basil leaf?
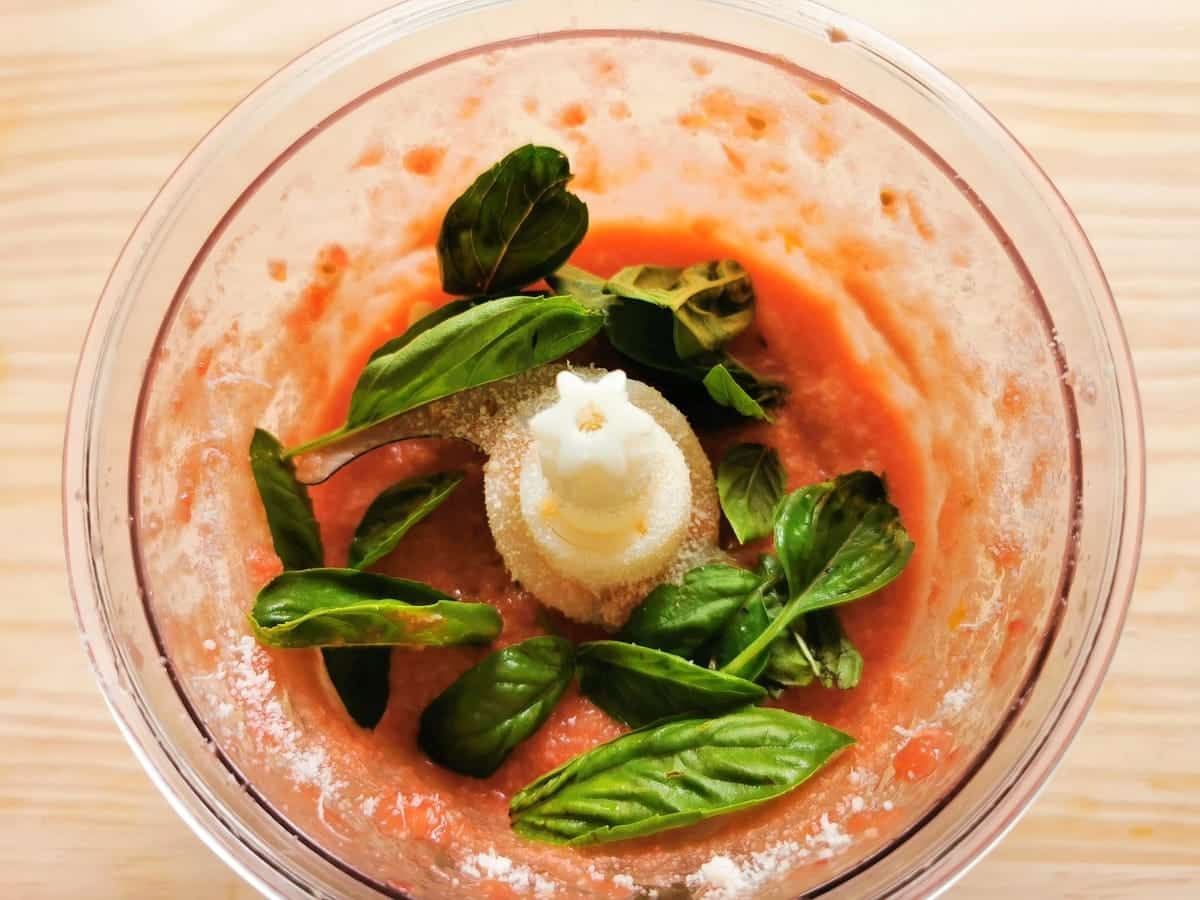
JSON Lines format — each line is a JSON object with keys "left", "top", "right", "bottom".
{"left": 291, "top": 295, "right": 603, "bottom": 454}
{"left": 419, "top": 636, "right": 575, "bottom": 778}
{"left": 618, "top": 564, "right": 763, "bottom": 659}
{"left": 367, "top": 298, "right": 478, "bottom": 362}
{"left": 703, "top": 364, "right": 771, "bottom": 422}
{"left": 438, "top": 145, "right": 588, "bottom": 296}
{"left": 603, "top": 300, "right": 784, "bottom": 425}
{"left": 578, "top": 641, "right": 765, "bottom": 729}
{"left": 321, "top": 647, "right": 391, "bottom": 729}
{"left": 546, "top": 264, "right": 612, "bottom": 311}
{"left": 348, "top": 472, "right": 463, "bottom": 570}
{"left": 802, "top": 609, "right": 864, "bottom": 690}
{"left": 712, "top": 591, "right": 772, "bottom": 682}
{"left": 509, "top": 706, "right": 853, "bottom": 845}
{"left": 763, "top": 631, "right": 815, "bottom": 690}
{"left": 607, "top": 260, "right": 754, "bottom": 359}
{"left": 721, "top": 471, "right": 913, "bottom": 677}
{"left": 248, "top": 431, "right": 398, "bottom": 727}
{"left": 250, "top": 568, "right": 502, "bottom": 648}
{"left": 717, "top": 443, "right": 786, "bottom": 543}
{"left": 249, "top": 428, "right": 324, "bottom": 570}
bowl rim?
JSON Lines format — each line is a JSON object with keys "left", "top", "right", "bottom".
{"left": 63, "top": 1, "right": 1146, "bottom": 897}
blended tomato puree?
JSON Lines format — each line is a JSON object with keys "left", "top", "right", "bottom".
{"left": 259, "top": 222, "right": 930, "bottom": 889}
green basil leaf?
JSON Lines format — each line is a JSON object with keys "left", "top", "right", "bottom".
{"left": 578, "top": 641, "right": 764, "bottom": 729}
{"left": 607, "top": 260, "right": 754, "bottom": 359}
{"left": 717, "top": 443, "right": 786, "bottom": 543}
{"left": 603, "top": 300, "right": 784, "bottom": 425}
{"left": 703, "top": 364, "right": 771, "bottom": 422}
{"left": 348, "top": 472, "right": 463, "bottom": 570}
{"left": 509, "top": 706, "right": 853, "bottom": 845}
{"left": 618, "top": 564, "right": 763, "bottom": 659}
{"left": 438, "top": 145, "right": 588, "bottom": 296}
{"left": 419, "top": 636, "right": 575, "bottom": 778}
{"left": 763, "top": 631, "right": 816, "bottom": 690}
{"left": 712, "top": 592, "right": 772, "bottom": 682}
{"left": 291, "top": 295, "right": 603, "bottom": 454}
{"left": 802, "top": 609, "right": 864, "bottom": 690}
{"left": 721, "top": 471, "right": 913, "bottom": 677}
{"left": 250, "top": 568, "right": 502, "bottom": 648}
{"left": 321, "top": 647, "right": 391, "bottom": 729}
{"left": 546, "top": 264, "right": 612, "bottom": 311}
{"left": 249, "top": 428, "right": 324, "bottom": 570}
{"left": 367, "top": 298, "right": 478, "bottom": 362}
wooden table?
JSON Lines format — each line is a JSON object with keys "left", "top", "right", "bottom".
{"left": 1, "top": 1, "right": 1196, "bottom": 896}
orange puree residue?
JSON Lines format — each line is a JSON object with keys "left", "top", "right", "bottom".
{"left": 893, "top": 729, "right": 956, "bottom": 782}
{"left": 402, "top": 144, "right": 446, "bottom": 177}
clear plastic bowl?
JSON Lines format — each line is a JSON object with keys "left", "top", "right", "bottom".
{"left": 64, "top": 1, "right": 1143, "bottom": 897}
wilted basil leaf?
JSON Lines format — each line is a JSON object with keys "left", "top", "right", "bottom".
{"left": 607, "top": 260, "right": 754, "bottom": 359}
{"left": 717, "top": 443, "right": 786, "bottom": 543}
{"left": 419, "top": 636, "right": 575, "bottom": 778}
{"left": 721, "top": 471, "right": 913, "bottom": 678}
{"left": 546, "top": 264, "right": 612, "bottom": 310}
{"left": 703, "top": 364, "right": 771, "bottom": 421}
{"left": 249, "top": 428, "right": 324, "bottom": 570}
{"left": 290, "top": 295, "right": 603, "bottom": 455}
{"left": 509, "top": 706, "right": 853, "bottom": 845}
{"left": 250, "top": 568, "right": 502, "bottom": 648}
{"left": 802, "top": 609, "right": 864, "bottom": 690}
{"left": 438, "top": 145, "right": 588, "bottom": 296}
{"left": 578, "top": 641, "right": 764, "bottom": 728}
{"left": 348, "top": 472, "right": 463, "bottom": 570}
{"left": 618, "top": 564, "right": 762, "bottom": 659}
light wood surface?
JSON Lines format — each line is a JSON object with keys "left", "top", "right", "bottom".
{"left": 1, "top": 1, "right": 1196, "bottom": 897}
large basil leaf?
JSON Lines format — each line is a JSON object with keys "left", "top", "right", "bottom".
{"left": 321, "top": 647, "right": 391, "bottom": 729}
{"left": 348, "top": 472, "right": 463, "bottom": 570}
{"left": 419, "top": 636, "right": 575, "bottom": 778}
{"left": 721, "top": 472, "right": 913, "bottom": 677}
{"left": 607, "top": 260, "right": 754, "bottom": 360}
{"left": 577, "top": 641, "right": 764, "bottom": 728}
{"left": 250, "top": 568, "right": 501, "bottom": 648}
{"left": 717, "top": 443, "right": 786, "bottom": 543}
{"left": 509, "top": 706, "right": 853, "bottom": 845}
{"left": 618, "top": 564, "right": 762, "bottom": 659}
{"left": 437, "top": 145, "right": 588, "bottom": 296}
{"left": 249, "top": 428, "right": 324, "bottom": 570}
{"left": 290, "top": 295, "right": 603, "bottom": 454}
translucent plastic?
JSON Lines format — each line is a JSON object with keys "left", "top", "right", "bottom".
{"left": 64, "top": 1, "right": 1143, "bottom": 898}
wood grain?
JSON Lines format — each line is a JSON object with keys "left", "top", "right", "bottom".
{"left": 0, "top": 1, "right": 1196, "bottom": 896}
